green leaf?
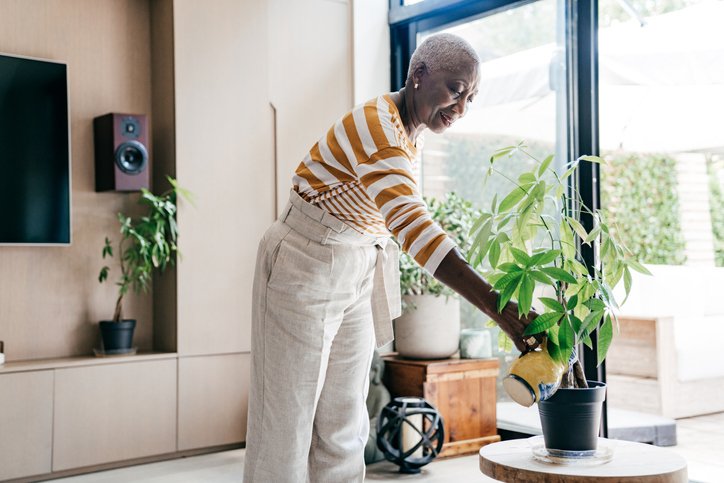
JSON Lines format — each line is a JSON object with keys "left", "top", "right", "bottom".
{"left": 470, "top": 218, "right": 494, "bottom": 267}
{"left": 582, "top": 334, "right": 593, "bottom": 349}
{"left": 469, "top": 213, "right": 492, "bottom": 238}
{"left": 585, "top": 298, "right": 606, "bottom": 311}
{"left": 584, "top": 225, "right": 602, "bottom": 244}
{"left": 99, "top": 266, "right": 109, "bottom": 283}
{"left": 547, "top": 324, "right": 560, "bottom": 346}
{"left": 622, "top": 266, "right": 633, "bottom": 306}
{"left": 518, "top": 275, "right": 534, "bottom": 317}
{"left": 578, "top": 309, "right": 605, "bottom": 342}
{"left": 566, "top": 216, "right": 589, "bottom": 241}
{"left": 529, "top": 249, "right": 561, "bottom": 267}
{"left": 528, "top": 270, "right": 555, "bottom": 286}
{"left": 498, "top": 262, "right": 523, "bottom": 273}
{"left": 580, "top": 155, "right": 607, "bottom": 165}
{"left": 498, "top": 185, "right": 531, "bottom": 213}
{"left": 598, "top": 281, "right": 620, "bottom": 311}
{"left": 490, "top": 147, "right": 515, "bottom": 163}
{"left": 523, "top": 312, "right": 564, "bottom": 335}
{"left": 497, "top": 213, "right": 514, "bottom": 231}
{"left": 559, "top": 316, "right": 575, "bottom": 364}
{"left": 560, "top": 220, "right": 576, "bottom": 259}
{"left": 628, "top": 260, "right": 653, "bottom": 276}
{"left": 548, "top": 336, "right": 563, "bottom": 363}
{"left": 597, "top": 314, "right": 614, "bottom": 367}
{"left": 538, "top": 154, "right": 555, "bottom": 176}
{"left": 487, "top": 273, "right": 506, "bottom": 285}
{"left": 566, "top": 294, "right": 579, "bottom": 311}
{"left": 569, "top": 313, "right": 583, "bottom": 335}
{"left": 510, "top": 247, "right": 532, "bottom": 267}
{"left": 498, "top": 273, "right": 523, "bottom": 313}
{"left": 540, "top": 267, "right": 577, "bottom": 284}
{"left": 484, "top": 318, "right": 498, "bottom": 328}
{"left": 561, "top": 165, "right": 577, "bottom": 181}
{"left": 539, "top": 297, "right": 565, "bottom": 312}
{"left": 489, "top": 242, "right": 501, "bottom": 269}
{"left": 609, "top": 261, "right": 625, "bottom": 290}
{"left": 567, "top": 259, "right": 589, "bottom": 276}
{"left": 498, "top": 330, "right": 514, "bottom": 353}
{"left": 518, "top": 173, "right": 536, "bottom": 184}
{"left": 491, "top": 194, "right": 498, "bottom": 214}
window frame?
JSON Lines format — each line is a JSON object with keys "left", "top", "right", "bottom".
{"left": 389, "top": 0, "right": 606, "bottom": 435}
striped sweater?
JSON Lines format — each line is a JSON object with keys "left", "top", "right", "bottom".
{"left": 292, "top": 94, "right": 456, "bottom": 274}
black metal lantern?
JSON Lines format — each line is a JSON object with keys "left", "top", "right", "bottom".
{"left": 376, "top": 397, "right": 445, "bottom": 474}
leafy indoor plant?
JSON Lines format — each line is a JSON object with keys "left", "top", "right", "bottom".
{"left": 394, "top": 192, "right": 479, "bottom": 359}
{"left": 97, "top": 177, "right": 194, "bottom": 354}
{"left": 467, "top": 143, "right": 652, "bottom": 451}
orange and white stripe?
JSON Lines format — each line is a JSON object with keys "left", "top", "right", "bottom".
{"left": 293, "top": 94, "right": 456, "bottom": 274}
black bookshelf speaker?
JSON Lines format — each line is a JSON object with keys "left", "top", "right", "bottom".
{"left": 94, "top": 113, "right": 149, "bottom": 192}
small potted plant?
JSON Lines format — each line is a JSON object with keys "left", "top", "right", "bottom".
{"left": 97, "top": 177, "right": 194, "bottom": 355}
{"left": 394, "top": 192, "right": 480, "bottom": 359}
{"left": 467, "top": 143, "right": 651, "bottom": 453}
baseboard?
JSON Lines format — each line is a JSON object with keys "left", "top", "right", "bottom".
{"left": 3, "top": 442, "right": 245, "bottom": 483}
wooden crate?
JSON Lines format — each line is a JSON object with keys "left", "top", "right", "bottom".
{"left": 381, "top": 355, "right": 501, "bottom": 459}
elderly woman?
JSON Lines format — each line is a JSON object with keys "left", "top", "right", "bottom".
{"left": 243, "top": 33, "right": 539, "bottom": 482}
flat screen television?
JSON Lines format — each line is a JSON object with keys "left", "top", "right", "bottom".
{"left": 0, "top": 53, "right": 71, "bottom": 245}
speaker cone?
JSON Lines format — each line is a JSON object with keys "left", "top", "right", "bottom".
{"left": 115, "top": 140, "right": 148, "bottom": 175}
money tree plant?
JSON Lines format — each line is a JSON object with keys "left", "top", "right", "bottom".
{"left": 467, "top": 143, "right": 652, "bottom": 388}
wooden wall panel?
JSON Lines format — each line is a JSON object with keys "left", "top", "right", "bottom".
{"left": 173, "top": 0, "right": 274, "bottom": 356}
{"left": 0, "top": 371, "right": 54, "bottom": 481}
{"left": 269, "top": 0, "right": 354, "bottom": 217}
{"left": 150, "top": 0, "right": 178, "bottom": 353}
{"left": 52, "top": 359, "right": 177, "bottom": 471}
{"left": 0, "top": 0, "right": 154, "bottom": 361}
{"left": 178, "top": 353, "right": 250, "bottom": 450}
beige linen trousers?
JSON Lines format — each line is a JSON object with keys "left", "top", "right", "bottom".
{"left": 243, "top": 190, "right": 400, "bottom": 483}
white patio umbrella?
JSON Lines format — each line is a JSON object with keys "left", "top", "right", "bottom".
{"left": 456, "top": 0, "right": 724, "bottom": 154}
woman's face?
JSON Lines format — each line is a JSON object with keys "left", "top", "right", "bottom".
{"left": 412, "top": 63, "right": 480, "bottom": 134}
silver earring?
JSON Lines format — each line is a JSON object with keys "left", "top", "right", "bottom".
{"left": 414, "top": 83, "right": 419, "bottom": 89}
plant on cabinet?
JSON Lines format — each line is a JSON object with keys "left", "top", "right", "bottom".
{"left": 394, "top": 192, "right": 480, "bottom": 359}
{"left": 97, "top": 177, "right": 195, "bottom": 355}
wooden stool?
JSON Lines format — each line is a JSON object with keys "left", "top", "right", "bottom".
{"left": 382, "top": 355, "right": 500, "bottom": 459}
{"left": 479, "top": 438, "right": 688, "bottom": 482}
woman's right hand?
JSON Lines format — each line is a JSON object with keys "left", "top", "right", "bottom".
{"left": 433, "top": 248, "right": 543, "bottom": 353}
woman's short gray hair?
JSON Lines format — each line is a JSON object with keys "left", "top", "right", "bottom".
{"left": 407, "top": 33, "right": 481, "bottom": 81}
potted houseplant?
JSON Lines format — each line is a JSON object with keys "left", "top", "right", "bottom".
{"left": 394, "top": 192, "right": 480, "bottom": 359}
{"left": 467, "top": 143, "right": 651, "bottom": 453}
{"left": 97, "top": 177, "right": 194, "bottom": 354}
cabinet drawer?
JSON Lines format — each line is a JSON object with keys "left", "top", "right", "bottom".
{"left": 0, "top": 371, "right": 53, "bottom": 480}
{"left": 52, "top": 359, "right": 177, "bottom": 471}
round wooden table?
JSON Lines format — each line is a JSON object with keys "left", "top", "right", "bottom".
{"left": 479, "top": 438, "right": 688, "bottom": 483}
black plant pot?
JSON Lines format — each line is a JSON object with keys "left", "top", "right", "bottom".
{"left": 538, "top": 381, "right": 606, "bottom": 453}
{"left": 99, "top": 320, "right": 136, "bottom": 354}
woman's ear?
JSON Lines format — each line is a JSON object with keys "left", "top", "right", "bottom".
{"left": 412, "top": 62, "right": 427, "bottom": 88}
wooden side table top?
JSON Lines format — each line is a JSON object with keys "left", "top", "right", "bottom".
{"left": 479, "top": 438, "right": 688, "bottom": 483}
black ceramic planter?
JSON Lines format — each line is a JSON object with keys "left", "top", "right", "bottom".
{"left": 99, "top": 320, "right": 136, "bottom": 353}
{"left": 538, "top": 381, "right": 606, "bottom": 453}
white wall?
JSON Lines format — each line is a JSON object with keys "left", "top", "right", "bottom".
{"left": 269, "top": 0, "right": 354, "bottom": 216}
{"left": 353, "top": 0, "right": 391, "bottom": 106}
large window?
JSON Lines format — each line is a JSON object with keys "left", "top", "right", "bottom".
{"left": 390, "top": 0, "right": 602, "bottom": 410}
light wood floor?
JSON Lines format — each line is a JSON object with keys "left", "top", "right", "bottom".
{"left": 47, "top": 412, "right": 724, "bottom": 483}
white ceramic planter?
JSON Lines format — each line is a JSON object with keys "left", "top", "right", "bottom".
{"left": 394, "top": 294, "right": 461, "bottom": 359}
